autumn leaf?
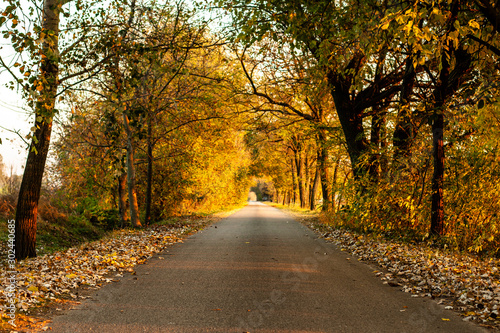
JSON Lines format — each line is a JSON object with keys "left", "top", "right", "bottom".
{"left": 381, "top": 21, "right": 390, "bottom": 30}
{"left": 468, "top": 19, "right": 480, "bottom": 30}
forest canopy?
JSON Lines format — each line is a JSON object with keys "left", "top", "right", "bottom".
{"left": 0, "top": 0, "right": 499, "bottom": 259}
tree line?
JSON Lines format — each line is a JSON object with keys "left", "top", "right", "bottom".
{"left": 2, "top": 0, "right": 255, "bottom": 260}
{"left": 1, "top": 0, "right": 499, "bottom": 259}
{"left": 219, "top": 0, "right": 500, "bottom": 254}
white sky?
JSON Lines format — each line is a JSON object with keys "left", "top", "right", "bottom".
{"left": 0, "top": 74, "right": 30, "bottom": 176}
{"left": 0, "top": 0, "right": 31, "bottom": 176}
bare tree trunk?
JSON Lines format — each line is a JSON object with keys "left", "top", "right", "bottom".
{"left": 145, "top": 114, "right": 153, "bottom": 226}
{"left": 15, "top": 0, "right": 60, "bottom": 260}
{"left": 118, "top": 173, "right": 128, "bottom": 228}
{"left": 332, "top": 159, "right": 340, "bottom": 212}
{"left": 317, "top": 130, "right": 332, "bottom": 211}
{"left": 393, "top": 56, "right": 417, "bottom": 163}
{"left": 294, "top": 150, "right": 306, "bottom": 208}
{"left": 304, "top": 155, "right": 311, "bottom": 208}
{"left": 309, "top": 166, "right": 320, "bottom": 211}
{"left": 431, "top": 114, "right": 445, "bottom": 235}
{"left": 369, "top": 108, "right": 386, "bottom": 181}
{"left": 291, "top": 158, "right": 297, "bottom": 205}
{"left": 430, "top": 57, "right": 448, "bottom": 236}
{"left": 122, "top": 113, "right": 141, "bottom": 228}
{"left": 430, "top": 0, "right": 471, "bottom": 236}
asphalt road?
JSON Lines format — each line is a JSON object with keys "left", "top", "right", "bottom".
{"left": 48, "top": 202, "right": 487, "bottom": 332}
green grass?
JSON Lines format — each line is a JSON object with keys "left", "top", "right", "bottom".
{"left": 35, "top": 216, "right": 106, "bottom": 255}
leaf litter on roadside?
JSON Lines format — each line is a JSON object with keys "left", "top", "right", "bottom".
{"left": 313, "top": 224, "right": 500, "bottom": 330}
{"left": 0, "top": 224, "right": 193, "bottom": 330}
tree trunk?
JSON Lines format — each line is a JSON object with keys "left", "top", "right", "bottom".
{"left": 15, "top": 0, "right": 60, "bottom": 260}
{"left": 309, "top": 166, "right": 320, "bottom": 211}
{"left": 145, "top": 114, "right": 153, "bottom": 226}
{"left": 122, "top": 112, "right": 142, "bottom": 228}
{"left": 334, "top": 105, "right": 367, "bottom": 179}
{"left": 369, "top": 108, "right": 385, "bottom": 181}
{"left": 304, "top": 154, "right": 310, "bottom": 208}
{"left": 328, "top": 63, "right": 369, "bottom": 180}
{"left": 317, "top": 131, "right": 332, "bottom": 211}
{"left": 294, "top": 150, "right": 306, "bottom": 208}
{"left": 118, "top": 173, "right": 128, "bottom": 228}
{"left": 290, "top": 158, "right": 297, "bottom": 205}
{"left": 430, "top": 0, "right": 471, "bottom": 236}
{"left": 431, "top": 114, "right": 445, "bottom": 235}
{"left": 332, "top": 159, "right": 340, "bottom": 212}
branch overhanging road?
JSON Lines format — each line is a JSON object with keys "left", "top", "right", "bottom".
{"left": 48, "top": 202, "right": 487, "bottom": 333}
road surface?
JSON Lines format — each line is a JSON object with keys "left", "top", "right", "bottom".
{"left": 48, "top": 202, "right": 487, "bottom": 332}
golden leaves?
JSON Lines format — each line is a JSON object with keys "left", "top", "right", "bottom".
{"left": 468, "top": 20, "right": 480, "bottom": 30}
{"left": 0, "top": 225, "right": 188, "bottom": 327}
{"left": 380, "top": 21, "right": 390, "bottom": 30}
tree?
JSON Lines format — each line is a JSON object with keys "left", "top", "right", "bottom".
{"left": 5, "top": 0, "right": 62, "bottom": 260}
{"left": 3, "top": 0, "right": 149, "bottom": 257}
{"left": 52, "top": 4, "right": 253, "bottom": 223}
{"left": 220, "top": 0, "right": 411, "bottom": 180}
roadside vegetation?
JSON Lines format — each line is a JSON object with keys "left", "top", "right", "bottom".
{"left": 0, "top": 0, "right": 499, "bottom": 331}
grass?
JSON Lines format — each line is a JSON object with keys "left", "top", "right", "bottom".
{"left": 35, "top": 216, "right": 105, "bottom": 256}
{"left": 0, "top": 198, "right": 248, "bottom": 261}
{"left": 0, "top": 215, "right": 107, "bottom": 260}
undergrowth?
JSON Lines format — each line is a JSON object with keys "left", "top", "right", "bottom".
{"left": 0, "top": 195, "right": 244, "bottom": 260}
{"left": 268, "top": 201, "right": 500, "bottom": 260}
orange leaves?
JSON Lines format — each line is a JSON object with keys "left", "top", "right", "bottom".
{"left": 0, "top": 225, "right": 188, "bottom": 324}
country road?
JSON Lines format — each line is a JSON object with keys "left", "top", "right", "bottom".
{"left": 48, "top": 202, "right": 486, "bottom": 332}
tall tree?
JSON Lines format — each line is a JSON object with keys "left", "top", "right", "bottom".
{"left": 9, "top": 0, "right": 61, "bottom": 259}
{"left": 429, "top": 1, "right": 473, "bottom": 235}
